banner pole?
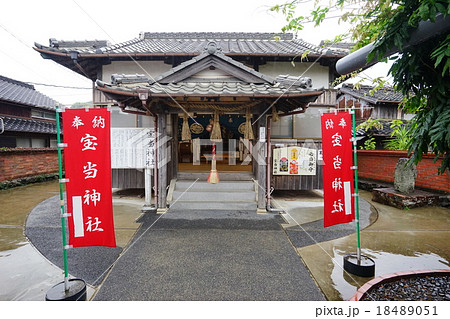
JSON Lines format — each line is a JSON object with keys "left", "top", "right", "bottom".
{"left": 56, "top": 106, "right": 70, "bottom": 291}
{"left": 351, "top": 108, "right": 361, "bottom": 264}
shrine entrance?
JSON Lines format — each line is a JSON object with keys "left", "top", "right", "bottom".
{"left": 96, "top": 40, "right": 324, "bottom": 209}
{"left": 177, "top": 113, "right": 253, "bottom": 173}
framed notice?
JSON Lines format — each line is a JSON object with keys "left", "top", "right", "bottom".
{"left": 111, "top": 128, "right": 155, "bottom": 169}
{"left": 299, "top": 148, "right": 317, "bottom": 175}
{"left": 272, "top": 146, "right": 317, "bottom": 175}
{"left": 272, "top": 148, "right": 280, "bottom": 175}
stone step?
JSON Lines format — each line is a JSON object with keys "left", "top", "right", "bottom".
{"left": 172, "top": 190, "right": 256, "bottom": 201}
{"left": 175, "top": 180, "right": 255, "bottom": 191}
{"left": 168, "top": 179, "right": 257, "bottom": 211}
{"left": 169, "top": 200, "right": 257, "bottom": 211}
{"left": 177, "top": 171, "right": 254, "bottom": 181}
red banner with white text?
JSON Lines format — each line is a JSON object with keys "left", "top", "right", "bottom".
{"left": 63, "top": 108, "right": 116, "bottom": 247}
{"left": 321, "top": 112, "right": 354, "bottom": 227}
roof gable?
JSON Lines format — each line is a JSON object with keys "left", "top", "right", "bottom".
{"left": 187, "top": 68, "right": 238, "bottom": 81}
{"left": 153, "top": 42, "right": 275, "bottom": 84}
{"left": 35, "top": 32, "right": 350, "bottom": 81}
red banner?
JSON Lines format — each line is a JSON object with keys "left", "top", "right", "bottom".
{"left": 321, "top": 112, "right": 354, "bottom": 227}
{"left": 63, "top": 108, "right": 116, "bottom": 247}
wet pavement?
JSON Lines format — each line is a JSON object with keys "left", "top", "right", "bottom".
{"left": 1, "top": 181, "right": 449, "bottom": 300}
{"left": 274, "top": 191, "right": 450, "bottom": 300}
{"left": 0, "top": 181, "right": 62, "bottom": 300}
{"left": 0, "top": 181, "right": 142, "bottom": 300}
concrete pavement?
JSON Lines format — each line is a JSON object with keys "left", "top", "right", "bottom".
{"left": 94, "top": 210, "right": 325, "bottom": 300}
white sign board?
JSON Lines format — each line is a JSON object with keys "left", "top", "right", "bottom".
{"left": 259, "top": 127, "right": 266, "bottom": 142}
{"left": 111, "top": 128, "right": 155, "bottom": 169}
{"left": 272, "top": 146, "right": 316, "bottom": 175}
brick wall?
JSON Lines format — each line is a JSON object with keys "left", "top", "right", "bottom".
{"left": 0, "top": 148, "right": 59, "bottom": 182}
{"left": 357, "top": 150, "right": 450, "bottom": 193}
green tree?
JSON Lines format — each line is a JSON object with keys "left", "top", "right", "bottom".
{"left": 272, "top": 0, "right": 450, "bottom": 174}
{"left": 384, "top": 120, "right": 411, "bottom": 151}
{"left": 71, "top": 101, "right": 92, "bottom": 108}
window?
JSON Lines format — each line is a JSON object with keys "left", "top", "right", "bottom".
{"left": 32, "top": 138, "right": 46, "bottom": 148}
{"left": 16, "top": 137, "right": 48, "bottom": 148}
{"left": 293, "top": 107, "right": 327, "bottom": 139}
{"left": 270, "top": 116, "right": 292, "bottom": 138}
{"left": 31, "top": 109, "right": 56, "bottom": 120}
{"left": 50, "top": 139, "right": 57, "bottom": 148}
{"left": 16, "top": 137, "right": 31, "bottom": 148}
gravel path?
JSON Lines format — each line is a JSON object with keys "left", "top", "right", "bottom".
{"left": 362, "top": 275, "right": 450, "bottom": 301}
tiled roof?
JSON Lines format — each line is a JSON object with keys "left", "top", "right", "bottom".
{"left": 151, "top": 43, "right": 276, "bottom": 84}
{"left": 275, "top": 74, "right": 312, "bottom": 89}
{"left": 48, "top": 38, "right": 110, "bottom": 51}
{"left": 97, "top": 80, "right": 319, "bottom": 97}
{"left": 1, "top": 116, "right": 57, "bottom": 134}
{"left": 37, "top": 32, "right": 349, "bottom": 56}
{"left": 100, "top": 43, "right": 319, "bottom": 97}
{"left": 0, "top": 75, "right": 60, "bottom": 110}
{"left": 141, "top": 32, "right": 295, "bottom": 40}
{"left": 319, "top": 40, "right": 355, "bottom": 51}
{"left": 339, "top": 84, "right": 403, "bottom": 104}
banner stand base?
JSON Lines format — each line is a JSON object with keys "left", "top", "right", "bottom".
{"left": 141, "top": 205, "right": 157, "bottom": 213}
{"left": 343, "top": 253, "right": 375, "bottom": 277}
{"left": 45, "top": 278, "right": 87, "bottom": 301}
{"left": 157, "top": 208, "right": 168, "bottom": 214}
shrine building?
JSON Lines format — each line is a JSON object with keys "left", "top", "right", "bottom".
{"left": 34, "top": 32, "right": 349, "bottom": 212}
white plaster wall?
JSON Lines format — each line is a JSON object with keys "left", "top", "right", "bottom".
{"left": 259, "top": 61, "right": 330, "bottom": 89}
{"left": 103, "top": 61, "right": 166, "bottom": 129}
{"left": 190, "top": 68, "right": 234, "bottom": 80}
{"left": 103, "top": 60, "right": 330, "bottom": 89}
{"left": 102, "top": 61, "right": 171, "bottom": 82}
{"left": 110, "top": 106, "right": 155, "bottom": 129}
{"left": 110, "top": 106, "right": 137, "bottom": 127}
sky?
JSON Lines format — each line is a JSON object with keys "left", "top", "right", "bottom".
{"left": 0, "top": 0, "right": 390, "bottom": 106}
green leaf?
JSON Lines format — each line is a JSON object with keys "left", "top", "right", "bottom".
{"left": 442, "top": 59, "right": 450, "bottom": 76}
{"left": 435, "top": 2, "right": 446, "bottom": 14}
{"left": 418, "top": 5, "right": 430, "bottom": 20}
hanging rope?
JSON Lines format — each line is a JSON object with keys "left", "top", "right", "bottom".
{"left": 210, "top": 111, "right": 222, "bottom": 143}
{"left": 272, "top": 105, "right": 280, "bottom": 122}
{"left": 207, "top": 142, "right": 219, "bottom": 184}
{"left": 244, "top": 108, "right": 254, "bottom": 140}
{"left": 181, "top": 113, "right": 191, "bottom": 141}
{"left": 167, "top": 100, "right": 262, "bottom": 112}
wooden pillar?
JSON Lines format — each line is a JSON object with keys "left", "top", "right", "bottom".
{"left": 170, "top": 114, "right": 179, "bottom": 179}
{"left": 144, "top": 168, "right": 152, "bottom": 205}
{"left": 157, "top": 112, "right": 168, "bottom": 210}
{"left": 255, "top": 116, "right": 267, "bottom": 210}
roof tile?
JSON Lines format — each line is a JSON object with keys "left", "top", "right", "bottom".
{"left": 39, "top": 32, "right": 349, "bottom": 56}
{"left": 339, "top": 84, "right": 403, "bottom": 103}
{"left": 1, "top": 116, "right": 57, "bottom": 134}
{"left": 99, "top": 80, "right": 319, "bottom": 96}
{"left": 0, "top": 75, "right": 60, "bottom": 110}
